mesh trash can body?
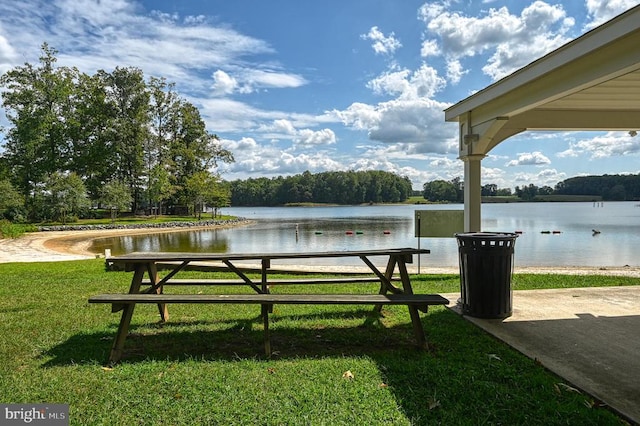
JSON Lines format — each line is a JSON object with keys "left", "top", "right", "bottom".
{"left": 455, "top": 232, "right": 518, "bottom": 319}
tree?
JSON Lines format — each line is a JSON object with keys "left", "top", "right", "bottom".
{"left": 0, "top": 179, "right": 25, "bottom": 222}
{"left": 67, "top": 72, "right": 114, "bottom": 199}
{"left": 102, "top": 67, "right": 150, "bottom": 213}
{"left": 146, "top": 77, "right": 178, "bottom": 168}
{"left": 184, "top": 171, "right": 227, "bottom": 219}
{"left": 482, "top": 184, "right": 498, "bottom": 196}
{"left": 204, "top": 180, "right": 231, "bottom": 218}
{"left": 147, "top": 165, "right": 174, "bottom": 217}
{"left": 99, "top": 180, "right": 132, "bottom": 223}
{"left": 515, "top": 184, "right": 539, "bottom": 200}
{"left": 0, "top": 43, "right": 78, "bottom": 203}
{"left": 1, "top": 47, "right": 234, "bottom": 217}
{"left": 145, "top": 77, "right": 179, "bottom": 207}
{"left": 168, "top": 101, "right": 234, "bottom": 206}
{"left": 423, "top": 180, "right": 457, "bottom": 202}
{"left": 46, "top": 172, "right": 90, "bottom": 224}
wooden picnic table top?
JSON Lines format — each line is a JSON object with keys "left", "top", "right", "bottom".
{"left": 106, "top": 248, "right": 431, "bottom": 264}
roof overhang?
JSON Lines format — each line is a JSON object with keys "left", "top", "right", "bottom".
{"left": 445, "top": 5, "right": 640, "bottom": 156}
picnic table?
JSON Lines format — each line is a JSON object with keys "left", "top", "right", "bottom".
{"left": 90, "top": 248, "right": 449, "bottom": 363}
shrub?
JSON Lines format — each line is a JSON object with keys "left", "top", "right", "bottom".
{"left": 0, "top": 219, "right": 23, "bottom": 238}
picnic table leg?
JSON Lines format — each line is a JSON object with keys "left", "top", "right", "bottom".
{"left": 262, "top": 259, "right": 273, "bottom": 313}
{"left": 397, "top": 257, "right": 429, "bottom": 350}
{"left": 260, "top": 259, "right": 273, "bottom": 356}
{"left": 372, "top": 256, "right": 397, "bottom": 313}
{"left": 147, "top": 262, "right": 169, "bottom": 322}
{"left": 109, "top": 264, "right": 145, "bottom": 363}
{"left": 262, "top": 304, "right": 271, "bottom": 356}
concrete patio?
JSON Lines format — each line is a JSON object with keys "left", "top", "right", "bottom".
{"left": 444, "top": 286, "right": 640, "bottom": 424}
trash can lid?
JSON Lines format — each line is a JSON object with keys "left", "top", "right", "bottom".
{"left": 455, "top": 232, "right": 519, "bottom": 239}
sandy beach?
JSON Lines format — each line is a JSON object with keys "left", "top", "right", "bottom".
{"left": 2, "top": 227, "right": 640, "bottom": 277}
{"left": 0, "top": 225, "right": 240, "bottom": 263}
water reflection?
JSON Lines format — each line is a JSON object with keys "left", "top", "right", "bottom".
{"left": 88, "top": 213, "right": 418, "bottom": 266}
{"left": 91, "top": 230, "right": 230, "bottom": 254}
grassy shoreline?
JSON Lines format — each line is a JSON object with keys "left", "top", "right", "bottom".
{"left": 0, "top": 259, "right": 633, "bottom": 424}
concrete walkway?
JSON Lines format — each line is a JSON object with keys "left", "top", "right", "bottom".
{"left": 443, "top": 286, "right": 640, "bottom": 424}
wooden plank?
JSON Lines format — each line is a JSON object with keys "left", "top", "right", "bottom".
{"left": 106, "top": 248, "right": 431, "bottom": 264}
{"left": 140, "top": 277, "right": 398, "bottom": 286}
{"left": 89, "top": 293, "right": 449, "bottom": 305}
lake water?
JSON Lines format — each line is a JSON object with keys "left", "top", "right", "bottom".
{"left": 90, "top": 202, "right": 640, "bottom": 268}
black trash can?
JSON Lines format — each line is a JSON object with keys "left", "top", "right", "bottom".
{"left": 455, "top": 232, "right": 518, "bottom": 319}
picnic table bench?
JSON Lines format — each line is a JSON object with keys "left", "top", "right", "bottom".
{"left": 90, "top": 248, "right": 448, "bottom": 363}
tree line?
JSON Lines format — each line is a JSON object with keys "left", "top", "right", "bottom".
{"left": 422, "top": 174, "right": 640, "bottom": 202}
{"left": 229, "top": 170, "right": 413, "bottom": 206}
{"left": 0, "top": 44, "right": 233, "bottom": 223}
{"left": 553, "top": 174, "right": 640, "bottom": 200}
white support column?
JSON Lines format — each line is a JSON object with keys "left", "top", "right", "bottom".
{"left": 462, "top": 154, "right": 484, "bottom": 232}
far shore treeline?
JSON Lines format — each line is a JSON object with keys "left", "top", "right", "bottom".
{"left": 229, "top": 171, "right": 413, "bottom": 206}
{"left": 1, "top": 44, "right": 638, "bottom": 227}
{"left": 422, "top": 174, "right": 640, "bottom": 203}
{"left": 229, "top": 171, "right": 640, "bottom": 206}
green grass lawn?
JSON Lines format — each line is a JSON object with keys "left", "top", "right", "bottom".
{"left": 0, "top": 259, "right": 634, "bottom": 425}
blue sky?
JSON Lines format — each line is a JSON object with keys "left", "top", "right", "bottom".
{"left": 0, "top": 0, "right": 638, "bottom": 190}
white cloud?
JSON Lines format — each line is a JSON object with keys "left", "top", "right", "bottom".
{"left": 257, "top": 119, "right": 336, "bottom": 147}
{"left": 0, "top": 0, "right": 307, "bottom": 98}
{"left": 505, "top": 151, "right": 551, "bottom": 167}
{"left": 558, "top": 132, "right": 640, "bottom": 159}
{"left": 481, "top": 165, "right": 508, "bottom": 185}
{"left": 367, "top": 69, "right": 413, "bottom": 97}
{"left": 334, "top": 97, "right": 456, "bottom": 153}
{"left": 211, "top": 70, "right": 238, "bottom": 96}
{"left": 420, "top": 39, "right": 440, "bottom": 57}
{"left": 220, "top": 137, "right": 343, "bottom": 179}
{"left": 332, "top": 62, "right": 454, "bottom": 154}
{"left": 509, "top": 168, "right": 566, "bottom": 188}
{"left": 537, "top": 168, "right": 566, "bottom": 183}
{"left": 420, "top": 1, "right": 574, "bottom": 80}
{"left": 270, "top": 119, "right": 297, "bottom": 136}
{"left": 332, "top": 103, "right": 380, "bottom": 131}
{"left": 361, "top": 26, "right": 402, "bottom": 55}
{"left": 446, "top": 59, "right": 467, "bottom": 84}
{"left": 238, "top": 69, "right": 307, "bottom": 92}
{"left": 584, "top": 0, "right": 639, "bottom": 30}
{"left": 197, "top": 98, "right": 269, "bottom": 133}
{"left": 366, "top": 63, "right": 449, "bottom": 101}
{"left": 421, "top": 5, "right": 521, "bottom": 56}
{"left": 294, "top": 128, "right": 336, "bottom": 146}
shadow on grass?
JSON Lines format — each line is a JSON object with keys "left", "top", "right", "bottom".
{"left": 43, "top": 307, "right": 441, "bottom": 367}
{"left": 41, "top": 307, "right": 621, "bottom": 424}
